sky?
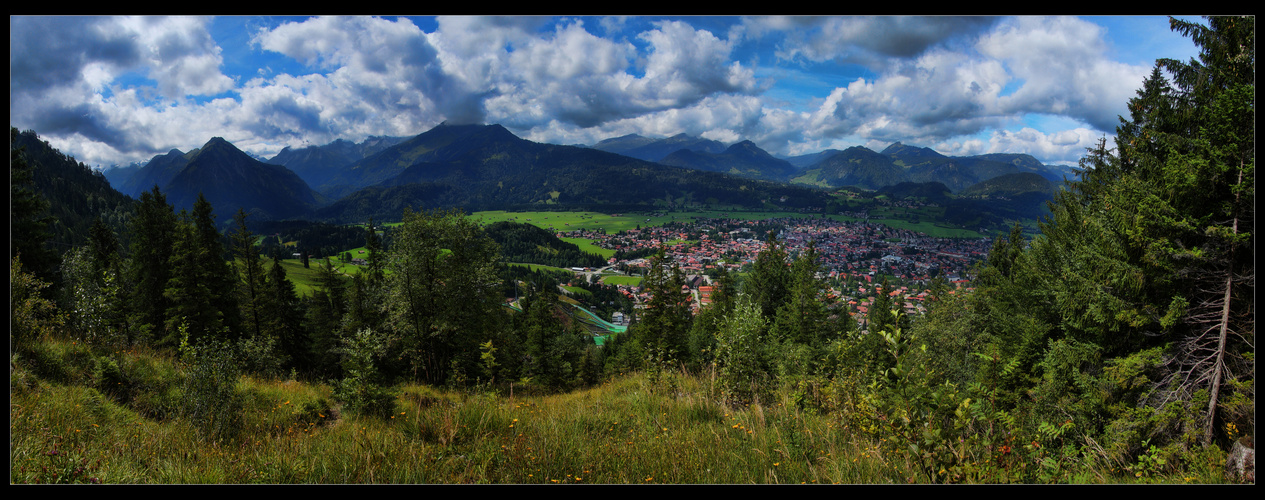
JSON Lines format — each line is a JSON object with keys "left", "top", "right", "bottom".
{"left": 9, "top": 15, "right": 1207, "bottom": 169}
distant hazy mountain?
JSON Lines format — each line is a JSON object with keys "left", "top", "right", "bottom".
{"left": 267, "top": 135, "right": 408, "bottom": 190}
{"left": 783, "top": 149, "right": 842, "bottom": 169}
{"left": 658, "top": 140, "right": 799, "bottom": 181}
{"left": 882, "top": 141, "right": 949, "bottom": 167}
{"left": 804, "top": 146, "right": 911, "bottom": 190}
{"left": 316, "top": 121, "right": 509, "bottom": 198}
{"left": 314, "top": 123, "right": 833, "bottom": 223}
{"left": 101, "top": 161, "right": 142, "bottom": 190}
{"left": 108, "top": 148, "right": 196, "bottom": 198}
{"left": 786, "top": 140, "right": 1072, "bottom": 193}
{"left": 161, "top": 137, "right": 322, "bottom": 221}
{"left": 82, "top": 123, "right": 1081, "bottom": 224}
{"left": 589, "top": 133, "right": 727, "bottom": 162}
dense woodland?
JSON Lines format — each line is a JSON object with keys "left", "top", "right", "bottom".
{"left": 10, "top": 17, "right": 1253, "bottom": 483}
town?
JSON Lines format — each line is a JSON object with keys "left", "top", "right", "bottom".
{"left": 549, "top": 215, "right": 993, "bottom": 330}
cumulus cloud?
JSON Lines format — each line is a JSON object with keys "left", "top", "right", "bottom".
{"left": 9, "top": 15, "right": 1164, "bottom": 169}
{"left": 753, "top": 16, "right": 999, "bottom": 66}
{"left": 252, "top": 16, "right": 476, "bottom": 129}
{"left": 735, "top": 16, "right": 1147, "bottom": 158}
{"left": 976, "top": 16, "right": 1148, "bottom": 131}
{"left": 10, "top": 16, "right": 239, "bottom": 161}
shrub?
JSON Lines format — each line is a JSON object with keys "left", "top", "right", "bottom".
{"left": 181, "top": 340, "right": 246, "bottom": 442}
{"left": 332, "top": 328, "right": 397, "bottom": 418}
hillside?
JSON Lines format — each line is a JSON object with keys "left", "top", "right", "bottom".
{"left": 10, "top": 127, "right": 137, "bottom": 259}
{"left": 7, "top": 335, "right": 929, "bottom": 484}
{"left": 958, "top": 171, "right": 1057, "bottom": 198}
{"left": 483, "top": 220, "right": 607, "bottom": 269}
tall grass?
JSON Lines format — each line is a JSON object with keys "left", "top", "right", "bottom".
{"left": 10, "top": 337, "right": 1225, "bottom": 484}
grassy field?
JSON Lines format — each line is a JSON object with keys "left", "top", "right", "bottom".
{"left": 470, "top": 209, "right": 992, "bottom": 240}
{"left": 558, "top": 237, "right": 615, "bottom": 259}
{"left": 12, "top": 336, "right": 1233, "bottom": 484}
{"left": 601, "top": 275, "right": 643, "bottom": 287}
{"left": 260, "top": 255, "right": 362, "bottom": 297}
{"left": 470, "top": 210, "right": 829, "bottom": 234}
{"left": 507, "top": 262, "right": 575, "bottom": 274}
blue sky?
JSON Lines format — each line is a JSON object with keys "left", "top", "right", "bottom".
{"left": 9, "top": 15, "right": 1206, "bottom": 168}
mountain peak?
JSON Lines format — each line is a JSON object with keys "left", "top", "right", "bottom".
{"left": 725, "top": 140, "right": 762, "bottom": 153}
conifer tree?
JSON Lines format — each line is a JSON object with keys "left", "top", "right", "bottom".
{"left": 163, "top": 211, "right": 224, "bottom": 347}
{"left": 1131, "top": 16, "right": 1254, "bottom": 446}
{"left": 949, "top": 16, "right": 1254, "bottom": 455}
{"left": 192, "top": 193, "right": 240, "bottom": 334}
{"left": 88, "top": 216, "right": 120, "bottom": 269}
{"left": 10, "top": 145, "right": 58, "bottom": 283}
{"left": 231, "top": 209, "right": 271, "bottom": 341}
{"left": 266, "top": 249, "right": 307, "bottom": 371}
{"left": 635, "top": 246, "right": 692, "bottom": 367}
{"left": 688, "top": 265, "right": 736, "bottom": 371}
{"left": 743, "top": 233, "right": 792, "bottom": 320}
{"left": 770, "top": 241, "right": 832, "bottom": 347}
{"left": 127, "top": 186, "right": 178, "bottom": 343}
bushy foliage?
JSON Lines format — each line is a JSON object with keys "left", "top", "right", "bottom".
{"left": 331, "top": 328, "right": 397, "bottom": 418}
{"left": 11, "top": 255, "right": 65, "bottom": 350}
{"left": 714, "top": 299, "right": 769, "bottom": 404}
{"left": 180, "top": 340, "right": 246, "bottom": 443}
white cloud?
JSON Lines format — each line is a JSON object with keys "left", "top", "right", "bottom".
{"left": 976, "top": 16, "right": 1148, "bottom": 131}
{"left": 9, "top": 15, "right": 1176, "bottom": 168}
{"left": 934, "top": 126, "right": 1103, "bottom": 164}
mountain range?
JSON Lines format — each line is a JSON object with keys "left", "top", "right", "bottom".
{"left": 94, "top": 123, "right": 1078, "bottom": 224}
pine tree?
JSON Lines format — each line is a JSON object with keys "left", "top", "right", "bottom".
{"left": 688, "top": 265, "right": 735, "bottom": 371}
{"left": 10, "top": 145, "right": 58, "bottom": 283}
{"left": 635, "top": 246, "right": 692, "bottom": 368}
{"left": 163, "top": 211, "right": 223, "bottom": 347}
{"left": 770, "top": 241, "right": 832, "bottom": 348}
{"left": 127, "top": 186, "right": 178, "bottom": 343}
{"left": 952, "top": 16, "right": 1254, "bottom": 455}
{"left": 743, "top": 233, "right": 792, "bottom": 320}
{"left": 231, "top": 209, "right": 271, "bottom": 341}
{"left": 266, "top": 249, "right": 307, "bottom": 371}
{"left": 364, "top": 217, "right": 387, "bottom": 285}
{"left": 192, "top": 193, "right": 240, "bottom": 334}
{"left": 88, "top": 217, "right": 120, "bottom": 269}
{"left": 1135, "top": 16, "right": 1254, "bottom": 446}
